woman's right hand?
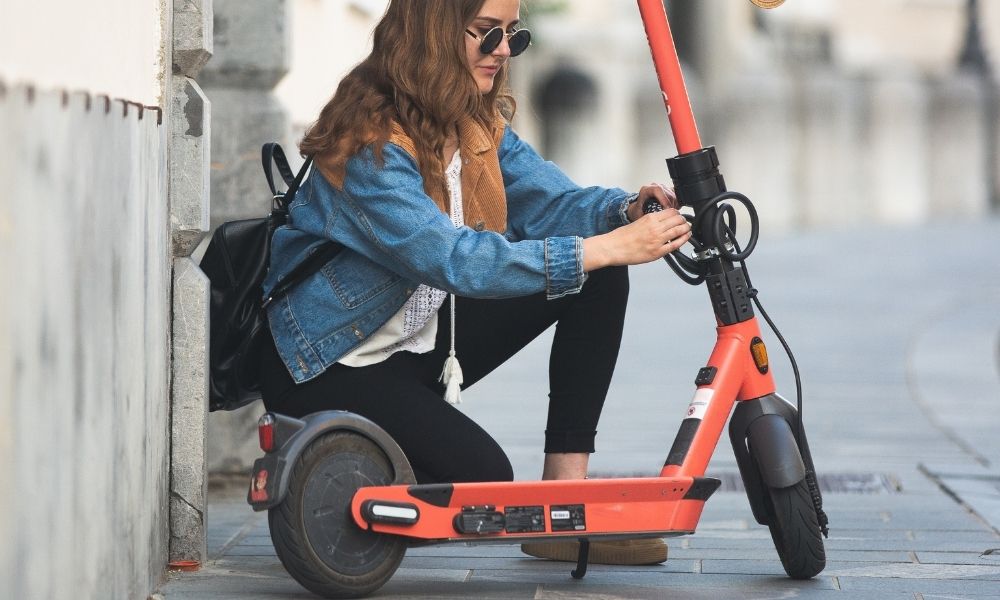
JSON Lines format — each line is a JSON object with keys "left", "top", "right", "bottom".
{"left": 582, "top": 208, "right": 692, "bottom": 271}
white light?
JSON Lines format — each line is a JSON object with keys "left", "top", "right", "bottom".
{"left": 371, "top": 505, "right": 418, "bottom": 520}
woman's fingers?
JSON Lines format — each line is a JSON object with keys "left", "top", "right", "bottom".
{"left": 649, "top": 210, "right": 690, "bottom": 238}
{"left": 639, "top": 183, "right": 680, "bottom": 210}
{"left": 656, "top": 216, "right": 692, "bottom": 256}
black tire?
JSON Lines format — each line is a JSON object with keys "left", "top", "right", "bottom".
{"left": 762, "top": 478, "right": 826, "bottom": 579}
{"left": 269, "top": 431, "right": 408, "bottom": 598}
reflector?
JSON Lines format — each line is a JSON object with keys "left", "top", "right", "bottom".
{"left": 258, "top": 413, "right": 276, "bottom": 452}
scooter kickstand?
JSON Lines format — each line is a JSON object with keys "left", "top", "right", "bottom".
{"left": 570, "top": 538, "right": 590, "bottom": 579}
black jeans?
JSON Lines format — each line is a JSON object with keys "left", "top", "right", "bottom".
{"left": 260, "top": 266, "right": 629, "bottom": 484}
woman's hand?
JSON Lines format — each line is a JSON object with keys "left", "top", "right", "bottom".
{"left": 628, "top": 183, "right": 679, "bottom": 222}
{"left": 582, "top": 207, "right": 692, "bottom": 272}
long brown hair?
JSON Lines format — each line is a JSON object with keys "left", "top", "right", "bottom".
{"left": 300, "top": 0, "right": 517, "bottom": 196}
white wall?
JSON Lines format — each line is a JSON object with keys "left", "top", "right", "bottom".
{"left": 0, "top": 2, "right": 174, "bottom": 598}
{"left": 0, "top": 86, "right": 172, "bottom": 600}
{"left": 0, "top": 0, "right": 167, "bottom": 105}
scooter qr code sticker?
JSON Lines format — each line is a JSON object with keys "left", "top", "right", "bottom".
{"left": 685, "top": 388, "right": 713, "bottom": 420}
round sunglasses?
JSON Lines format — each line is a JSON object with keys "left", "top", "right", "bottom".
{"left": 465, "top": 27, "right": 531, "bottom": 57}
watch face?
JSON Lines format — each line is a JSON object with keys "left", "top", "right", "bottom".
{"left": 749, "top": 0, "right": 786, "bottom": 8}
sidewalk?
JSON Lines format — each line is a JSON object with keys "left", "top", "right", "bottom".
{"left": 160, "top": 218, "right": 1000, "bottom": 599}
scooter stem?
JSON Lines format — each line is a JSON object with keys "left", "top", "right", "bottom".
{"left": 636, "top": 0, "right": 702, "bottom": 154}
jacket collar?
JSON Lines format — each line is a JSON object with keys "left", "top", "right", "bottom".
{"left": 457, "top": 115, "right": 493, "bottom": 156}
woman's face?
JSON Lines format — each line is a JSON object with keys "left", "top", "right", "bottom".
{"left": 465, "top": 0, "right": 521, "bottom": 94}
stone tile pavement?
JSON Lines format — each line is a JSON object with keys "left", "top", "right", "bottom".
{"left": 159, "top": 218, "right": 1000, "bottom": 599}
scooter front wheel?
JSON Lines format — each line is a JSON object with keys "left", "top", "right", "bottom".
{"left": 269, "top": 431, "right": 408, "bottom": 599}
{"left": 763, "top": 478, "right": 826, "bottom": 579}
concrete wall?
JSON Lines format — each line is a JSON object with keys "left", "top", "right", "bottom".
{"left": 169, "top": 0, "right": 213, "bottom": 565}
{"left": 202, "top": 0, "right": 292, "bottom": 476}
{"left": 0, "top": 0, "right": 216, "bottom": 595}
{"left": 0, "top": 86, "right": 171, "bottom": 600}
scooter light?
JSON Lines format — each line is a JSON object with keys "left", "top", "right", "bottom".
{"left": 750, "top": 337, "right": 769, "bottom": 374}
{"left": 361, "top": 500, "right": 420, "bottom": 525}
{"left": 258, "top": 413, "right": 276, "bottom": 452}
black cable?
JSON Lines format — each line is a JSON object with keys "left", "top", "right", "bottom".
{"left": 723, "top": 219, "right": 804, "bottom": 446}
{"left": 739, "top": 260, "right": 805, "bottom": 445}
{"left": 652, "top": 188, "right": 803, "bottom": 443}
{"left": 664, "top": 253, "right": 705, "bottom": 285}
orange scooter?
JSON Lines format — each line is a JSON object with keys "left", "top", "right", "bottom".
{"left": 247, "top": 3, "right": 829, "bottom": 597}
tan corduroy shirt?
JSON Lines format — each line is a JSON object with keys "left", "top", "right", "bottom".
{"left": 320, "top": 115, "right": 509, "bottom": 235}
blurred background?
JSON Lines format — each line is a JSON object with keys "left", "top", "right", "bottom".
{"left": 274, "top": 0, "right": 1000, "bottom": 230}
{"left": 0, "top": 1, "right": 997, "bottom": 599}
{"left": 210, "top": 0, "right": 1000, "bottom": 476}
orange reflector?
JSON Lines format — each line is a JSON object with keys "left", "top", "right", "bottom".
{"left": 750, "top": 337, "right": 769, "bottom": 374}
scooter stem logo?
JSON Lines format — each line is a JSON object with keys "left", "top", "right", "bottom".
{"left": 750, "top": 0, "right": 786, "bottom": 8}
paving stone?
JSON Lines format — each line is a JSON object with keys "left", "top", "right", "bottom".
{"left": 400, "top": 555, "right": 701, "bottom": 574}
{"left": 537, "top": 587, "right": 912, "bottom": 600}
{"left": 837, "top": 575, "right": 1000, "bottom": 595}
{"left": 923, "top": 595, "right": 1000, "bottom": 600}
{"left": 916, "top": 551, "right": 1000, "bottom": 566}
{"left": 702, "top": 559, "right": 929, "bottom": 577}
{"left": 829, "top": 562, "right": 1000, "bottom": 580}
{"left": 824, "top": 539, "right": 999, "bottom": 553}
{"left": 381, "top": 580, "right": 537, "bottom": 598}
{"left": 226, "top": 545, "right": 276, "bottom": 556}
{"left": 470, "top": 569, "right": 841, "bottom": 591}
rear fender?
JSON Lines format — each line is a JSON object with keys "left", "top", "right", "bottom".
{"left": 247, "top": 410, "right": 415, "bottom": 511}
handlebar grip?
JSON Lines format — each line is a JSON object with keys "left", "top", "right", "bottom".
{"left": 643, "top": 198, "right": 664, "bottom": 214}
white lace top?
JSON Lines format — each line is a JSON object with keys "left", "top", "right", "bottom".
{"left": 338, "top": 150, "right": 463, "bottom": 367}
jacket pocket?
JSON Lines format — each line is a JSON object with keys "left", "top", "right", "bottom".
{"left": 321, "top": 252, "right": 400, "bottom": 309}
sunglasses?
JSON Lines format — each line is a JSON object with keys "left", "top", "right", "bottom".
{"left": 465, "top": 27, "right": 531, "bottom": 57}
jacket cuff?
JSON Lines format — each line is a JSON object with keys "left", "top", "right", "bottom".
{"left": 544, "top": 236, "right": 585, "bottom": 299}
{"left": 612, "top": 192, "right": 639, "bottom": 227}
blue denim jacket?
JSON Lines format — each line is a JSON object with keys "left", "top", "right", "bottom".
{"left": 264, "top": 125, "right": 636, "bottom": 383}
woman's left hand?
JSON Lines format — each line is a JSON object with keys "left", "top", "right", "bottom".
{"left": 630, "top": 183, "right": 679, "bottom": 222}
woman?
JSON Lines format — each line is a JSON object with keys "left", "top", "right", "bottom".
{"left": 260, "top": 0, "right": 691, "bottom": 565}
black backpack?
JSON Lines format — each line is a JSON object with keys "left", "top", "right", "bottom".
{"left": 200, "top": 144, "right": 341, "bottom": 411}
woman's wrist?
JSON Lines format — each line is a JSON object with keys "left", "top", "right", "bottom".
{"left": 625, "top": 194, "right": 643, "bottom": 223}
{"left": 582, "top": 235, "right": 612, "bottom": 272}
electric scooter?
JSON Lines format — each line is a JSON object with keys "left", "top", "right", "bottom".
{"left": 246, "top": 3, "right": 829, "bottom": 597}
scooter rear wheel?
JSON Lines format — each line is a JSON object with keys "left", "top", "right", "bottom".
{"left": 269, "top": 431, "right": 408, "bottom": 599}
{"left": 763, "top": 478, "right": 826, "bottom": 579}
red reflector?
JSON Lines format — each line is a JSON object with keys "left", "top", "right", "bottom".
{"left": 258, "top": 413, "right": 276, "bottom": 452}
{"left": 250, "top": 469, "right": 269, "bottom": 503}
{"left": 259, "top": 426, "right": 274, "bottom": 452}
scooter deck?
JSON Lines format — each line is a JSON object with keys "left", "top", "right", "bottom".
{"left": 351, "top": 475, "right": 721, "bottom": 542}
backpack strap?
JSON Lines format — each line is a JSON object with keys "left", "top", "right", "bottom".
{"left": 261, "top": 149, "right": 338, "bottom": 308}
{"left": 262, "top": 241, "right": 342, "bottom": 308}
{"left": 262, "top": 143, "right": 298, "bottom": 198}
{"left": 286, "top": 153, "right": 313, "bottom": 204}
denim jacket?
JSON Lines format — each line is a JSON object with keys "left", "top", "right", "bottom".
{"left": 264, "top": 124, "right": 636, "bottom": 383}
